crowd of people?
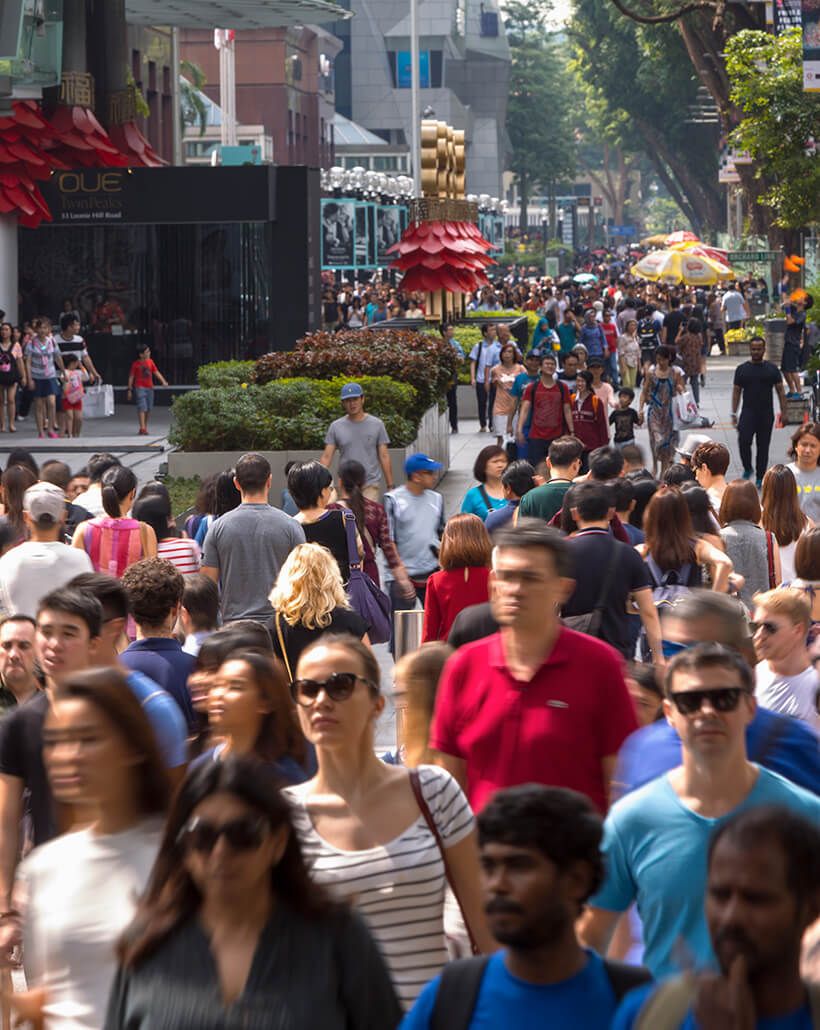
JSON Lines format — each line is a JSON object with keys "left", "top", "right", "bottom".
{"left": 0, "top": 259, "right": 817, "bottom": 1029}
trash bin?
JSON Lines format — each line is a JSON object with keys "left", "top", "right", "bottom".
{"left": 393, "top": 608, "right": 424, "bottom": 662}
{"left": 765, "top": 317, "right": 786, "bottom": 368}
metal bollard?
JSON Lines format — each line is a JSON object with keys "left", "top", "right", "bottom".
{"left": 393, "top": 608, "right": 424, "bottom": 662}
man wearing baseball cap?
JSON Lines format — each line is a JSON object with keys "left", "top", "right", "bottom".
{"left": 384, "top": 453, "right": 445, "bottom": 615}
{"left": 320, "top": 381, "right": 394, "bottom": 500}
{"left": 0, "top": 482, "right": 93, "bottom": 618}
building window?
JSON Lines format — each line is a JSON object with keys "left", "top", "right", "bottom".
{"left": 393, "top": 50, "right": 428, "bottom": 88}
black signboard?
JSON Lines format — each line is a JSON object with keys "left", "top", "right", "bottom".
{"left": 774, "top": 0, "right": 801, "bottom": 33}
{"left": 38, "top": 166, "right": 277, "bottom": 226}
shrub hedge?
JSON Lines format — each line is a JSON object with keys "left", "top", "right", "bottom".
{"left": 170, "top": 375, "right": 418, "bottom": 452}
{"left": 197, "top": 361, "right": 256, "bottom": 390}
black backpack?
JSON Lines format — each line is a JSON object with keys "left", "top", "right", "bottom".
{"left": 0, "top": 346, "right": 15, "bottom": 384}
{"left": 430, "top": 955, "right": 651, "bottom": 1030}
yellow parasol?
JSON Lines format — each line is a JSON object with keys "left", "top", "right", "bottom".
{"left": 630, "top": 248, "right": 735, "bottom": 285}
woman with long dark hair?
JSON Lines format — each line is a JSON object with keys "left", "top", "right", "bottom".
{"left": 104, "top": 755, "right": 401, "bottom": 1029}
{"left": 638, "top": 486, "right": 732, "bottom": 593}
{"left": 133, "top": 493, "right": 201, "bottom": 576}
{"left": 329, "top": 459, "right": 413, "bottom": 595}
{"left": 719, "top": 479, "right": 781, "bottom": 606}
{"left": 72, "top": 465, "right": 157, "bottom": 576}
{"left": 761, "top": 463, "right": 811, "bottom": 582}
{"left": 193, "top": 470, "right": 242, "bottom": 548}
{"left": 0, "top": 463, "right": 37, "bottom": 543}
{"left": 13, "top": 668, "right": 169, "bottom": 1030}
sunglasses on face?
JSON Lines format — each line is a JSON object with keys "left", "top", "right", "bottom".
{"left": 179, "top": 815, "right": 271, "bottom": 854}
{"left": 289, "top": 671, "right": 374, "bottom": 707}
{"left": 668, "top": 687, "right": 749, "bottom": 716}
{"left": 749, "top": 620, "right": 781, "bottom": 636}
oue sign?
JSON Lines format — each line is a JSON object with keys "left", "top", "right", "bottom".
{"left": 57, "top": 172, "right": 123, "bottom": 194}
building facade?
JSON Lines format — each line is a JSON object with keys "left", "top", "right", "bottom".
{"left": 331, "top": 0, "right": 509, "bottom": 197}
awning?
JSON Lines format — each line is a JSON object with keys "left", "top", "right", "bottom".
{"left": 125, "top": 0, "right": 352, "bottom": 27}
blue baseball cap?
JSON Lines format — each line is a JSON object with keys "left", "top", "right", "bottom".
{"left": 405, "top": 453, "right": 443, "bottom": 476}
{"left": 340, "top": 382, "right": 364, "bottom": 400}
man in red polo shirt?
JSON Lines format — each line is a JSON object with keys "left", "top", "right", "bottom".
{"left": 429, "top": 520, "right": 638, "bottom": 813}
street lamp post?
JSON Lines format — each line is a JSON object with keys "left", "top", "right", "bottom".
{"left": 410, "top": 0, "right": 420, "bottom": 197}
{"left": 542, "top": 215, "right": 548, "bottom": 275}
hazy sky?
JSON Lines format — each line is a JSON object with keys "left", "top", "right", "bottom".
{"left": 498, "top": 0, "right": 573, "bottom": 29}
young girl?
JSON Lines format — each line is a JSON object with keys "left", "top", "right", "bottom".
{"left": 24, "top": 316, "right": 65, "bottom": 438}
{"left": 62, "top": 353, "right": 86, "bottom": 437}
{"left": 0, "top": 323, "right": 24, "bottom": 432}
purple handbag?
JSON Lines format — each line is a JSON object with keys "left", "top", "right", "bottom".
{"left": 343, "top": 510, "right": 392, "bottom": 644}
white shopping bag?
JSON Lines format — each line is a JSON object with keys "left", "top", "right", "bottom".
{"left": 84, "top": 384, "right": 115, "bottom": 418}
{"left": 672, "top": 388, "right": 699, "bottom": 431}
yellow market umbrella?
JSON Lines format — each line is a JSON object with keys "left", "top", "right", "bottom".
{"left": 631, "top": 248, "right": 734, "bottom": 285}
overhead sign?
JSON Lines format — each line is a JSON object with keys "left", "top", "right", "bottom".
{"left": 607, "top": 224, "right": 636, "bottom": 236}
{"left": 774, "top": 0, "right": 801, "bottom": 33}
{"left": 727, "top": 250, "right": 778, "bottom": 262}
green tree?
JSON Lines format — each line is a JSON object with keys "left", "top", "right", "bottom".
{"left": 180, "top": 59, "right": 208, "bottom": 137}
{"left": 726, "top": 28, "right": 820, "bottom": 230}
{"left": 505, "top": 4, "right": 576, "bottom": 231}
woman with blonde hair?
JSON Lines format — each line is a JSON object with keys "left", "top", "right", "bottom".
{"left": 422, "top": 513, "right": 491, "bottom": 642}
{"left": 268, "top": 541, "right": 369, "bottom": 679}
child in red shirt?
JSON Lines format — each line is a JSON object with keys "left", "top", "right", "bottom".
{"left": 127, "top": 344, "right": 168, "bottom": 435}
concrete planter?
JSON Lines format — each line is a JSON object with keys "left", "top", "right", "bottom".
{"left": 167, "top": 404, "right": 451, "bottom": 495}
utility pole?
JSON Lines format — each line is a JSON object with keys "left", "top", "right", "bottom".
{"left": 410, "top": 0, "right": 420, "bottom": 196}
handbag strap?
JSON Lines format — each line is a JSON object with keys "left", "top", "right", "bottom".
{"left": 274, "top": 612, "right": 294, "bottom": 682}
{"left": 408, "top": 769, "right": 479, "bottom": 954}
{"left": 766, "top": 530, "right": 776, "bottom": 588}
{"left": 342, "top": 509, "right": 362, "bottom": 570}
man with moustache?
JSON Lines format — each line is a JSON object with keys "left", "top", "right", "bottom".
{"left": 613, "top": 805, "right": 820, "bottom": 1028}
{"left": 399, "top": 785, "right": 650, "bottom": 1028}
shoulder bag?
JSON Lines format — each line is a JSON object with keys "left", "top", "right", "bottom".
{"left": 342, "top": 509, "right": 392, "bottom": 644}
{"left": 561, "top": 543, "right": 620, "bottom": 638}
{"left": 273, "top": 611, "right": 294, "bottom": 681}
{"left": 409, "top": 768, "right": 478, "bottom": 955}
{"left": 766, "top": 530, "right": 777, "bottom": 588}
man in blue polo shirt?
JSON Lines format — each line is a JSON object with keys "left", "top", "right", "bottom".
{"left": 509, "top": 352, "right": 540, "bottom": 460}
{"left": 120, "top": 557, "right": 196, "bottom": 731}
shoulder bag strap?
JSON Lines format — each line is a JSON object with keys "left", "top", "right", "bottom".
{"left": 274, "top": 612, "right": 294, "bottom": 682}
{"left": 478, "top": 484, "right": 493, "bottom": 512}
{"left": 766, "top": 530, "right": 776, "bottom": 588}
{"left": 430, "top": 957, "right": 492, "bottom": 1030}
{"left": 408, "top": 768, "right": 479, "bottom": 954}
{"left": 342, "top": 509, "right": 361, "bottom": 570}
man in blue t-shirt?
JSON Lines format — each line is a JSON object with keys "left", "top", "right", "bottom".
{"left": 400, "top": 785, "right": 650, "bottom": 1030}
{"left": 509, "top": 352, "right": 541, "bottom": 460}
{"left": 580, "top": 644, "right": 820, "bottom": 979}
{"left": 613, "top": 805, "right": 820, "bottom": 1029}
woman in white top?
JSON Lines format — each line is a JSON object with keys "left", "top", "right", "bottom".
{"left": 762, "top": 464, "right": 812, "bottom": 583}
{"left": 14, "top": 667, "right": 169, "bottom": 1030}
{"left": 283, "top": 634, "right": 493, "bottom": 1009}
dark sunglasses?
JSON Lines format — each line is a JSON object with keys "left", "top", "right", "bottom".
{"left": 668, "top": 687, "right": 750, "bottom": 716}
{"left": 178, "top": 815, "right": 271, "bottom": 854}
{"left": 289, "top": 672, "right": 374, "bottom": 707}
{"left": 749, "top": 620, "right": 781, "bottom": 636}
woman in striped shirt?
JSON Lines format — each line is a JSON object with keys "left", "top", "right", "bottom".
{"left": 283, "top": 634, "right": 493, "bottom": 1009}
{"left": 133, "top": 493, "right": 201, "bottom": 576}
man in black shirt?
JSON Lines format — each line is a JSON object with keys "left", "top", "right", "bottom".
{"left": 561, "top": 482, "right": 661, "bottom": 660}
{"left": 731, "top": 335, "right": 786, "bottom": 486}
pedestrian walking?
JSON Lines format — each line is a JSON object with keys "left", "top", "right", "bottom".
{"left": 421, "top": 514, "right": 491, "bottom": 643}
{"left": 516, "top": 354, "right": 574, "bottom": 467}
{"left": 731, "top": 335, "right": 785, "bottom": 487}
{"left": 469, "top": 324, "right": 501, "bottom": 433}
{"left": 385, "top": 454, "right": 445, "bottom": 607}
{"left": 640, "top": 346, "right": 683, "bottom": 478}
{"left": 787, "top": 423, "right": 820, "bottom": 524}
{"left": 127, "top": 343, "right": 169, "bottom": 436}
{"left": 320, "top": 382, "right": 394, "bottom": 499}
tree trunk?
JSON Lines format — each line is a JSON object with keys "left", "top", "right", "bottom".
{"left": 518, "top": 175, "right": 530, "bottom": 232}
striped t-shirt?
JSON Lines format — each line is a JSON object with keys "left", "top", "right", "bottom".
{"left": 157, "top": 537, "right": 201, "bottom": 575}
{"left": 284, "top": 764, "right": 474, "bottom": 1009}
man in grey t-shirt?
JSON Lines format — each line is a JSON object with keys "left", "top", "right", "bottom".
{"left": 202, "top": 453, "right": 305, "bottom": 623}
{"left": 320, "top": 382, "right": 394, "bottom": 500}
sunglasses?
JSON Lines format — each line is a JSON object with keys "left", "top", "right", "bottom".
{"left": 749, "top": 620, "right": 781, "bottom": 636}
{"left": 668, "top": 687, "right": 750, "bottom": 716}
{"left": 179, "top": 815, "right": 271, "bottom": 854}
{"left": 289, "top": 672, "right": 374, "bottom": 707}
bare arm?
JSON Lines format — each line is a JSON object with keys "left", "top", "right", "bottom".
{"left": 775, "top": 381, "right": 787, "bottom": 413}
{"left": 632, "top": 587, "right": 664, "bottom": 668}
{"left": 155, "top": 368, "right": 169, "bottom": 387}
{"left": 378, "top": 443, "right": 394, "bottom": 491}
{"left": 564, "top": 402, "right": 574, "bottom": 434}
{"left": 470, "top": 359, "right": 477, "bottom": 386}
{"left": 444, "top": 829, "right": 496, "bottom": 954}
{"left": 319, "top": 443, "right": 336, "bottom": 468}
{"left": 82, "top": 353, "right": 101, "bottom": 382}
{"left": 730, "top": 384, "right": 742, "bottom": 419}
{"left": 695, "top": 538, "right": 733, "bottom": 593}
{"left": 577, "top": 905, "right": 622, "bottom": 956}
{"left": 517, "top": 399, "right": 531, "bottom": 442}
{"left": 201, "top": 565, "right": 219, "bottom": 583}
{"left": 0, "top": 774, "right": 22, "bottom": 911}
{"left": 433, "top": 751, "right": 467, "bottom": 794}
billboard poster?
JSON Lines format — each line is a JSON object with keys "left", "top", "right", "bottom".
{"left": 774, "top": 0, "right": 801, "bottom": 32}
{"left": 376, "top": 205, "right": 401, "bottom": 264}
{"left": 354, "top": 203, "right": 370, "bottom": 267}
{"left": 804, "top": 0, "right": 820, "bottom": 90}
{"left": 322, "top": 199, "right": 355, "bottom": 267}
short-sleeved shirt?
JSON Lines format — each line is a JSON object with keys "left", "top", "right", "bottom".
{"left": 0, "top": 692, "right": 54, "bottom": 845}
{"left": 401, "top": 949, "right": 625, "bottom": 1030}
{"left": 25, "top": 338, "right": 58, "bottom": 380}
{"left": 787, "top": 463, "right": 820, "bottom": 524}
{"left": 733, "top": 360, "right": 782, "bottom": 419}
{"left": 612, "top": 983, "right": 812, "bottom": 1030}
{"left": 53, "top": 333, "right": 88, "bottom": 363}
{"left": 590, "top": 766, "right": 820, "bottom": 977}
{"left": 721, "top": 290, "right": 747, "bottom": 323}
{"left": 610, "top": 407, "right": 640, "bottom": 443}
{"left": 755, "top": 662, "right": 820, "bottom": 731}
{"left": 119, "top": 638, "right": 196, "bottom": 732}
{"left": 522, "top": 379, "right": 569, "bottom": 441}
{"left": 270, "top": 606, "right": 368, "bottom": 675}
{"left": 469, "top": 339, "right": 501, "bottom": 383}
{"left": 430, "top": 629, "right": 638, "bottom": 813}
{"left": 202, "top": 502, "right": 305, "bottom": 622}
{"left": 518, "top": 478, "right": 573, "bottom": 522}
{"left": 325, "top": 414, "right": 390, "bottom": 487}
{"left": 561, "top": 530, "right": 652, "bottom": 656}
{"left": 0, "top": 541, "right": 94, "bottom": 618}
{"left": 284, "top": 765, "right": 474, "bottom": 1010}
{"left": 125, "top": 669, "right": 188, "bottom": 768}
{"left": 130, "top": 358, "right": 158, "bottom": 389}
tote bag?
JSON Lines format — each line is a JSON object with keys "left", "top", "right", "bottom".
{"left": 343, "top": 510, "right": 392, "bottom": 644}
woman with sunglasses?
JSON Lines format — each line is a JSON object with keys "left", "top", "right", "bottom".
{"left": 284, "top": 634, "right": 493, "bottom": 1010}
{"left": 105, "top": 755, "right": 400, "bottom": 1029}
{"left": 11, "top": 668, "right": 169, "bottom": 1030}
{"left": 193, "top": 649, "right": 308, "bottom": 786}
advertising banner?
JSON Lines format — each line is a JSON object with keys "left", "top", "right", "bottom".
{"left": 376, "top": 205, "right": 401, "bottom": 264}
{"left": 804, "top": 0, "right": 820, "bottom": 90}
{"left": 322, "top": 199, "right": 355, "bottom": 267}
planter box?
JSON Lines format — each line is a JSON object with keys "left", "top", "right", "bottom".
{"left": 167, "top": 404, "right": 451, "bottom": 497}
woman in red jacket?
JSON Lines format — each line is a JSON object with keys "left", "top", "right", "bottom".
{"left": 571, "top": 369, "right": 609, "bottom": 473}
{"left": 421, "top": 513, "right": 492, "bottom": 642}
